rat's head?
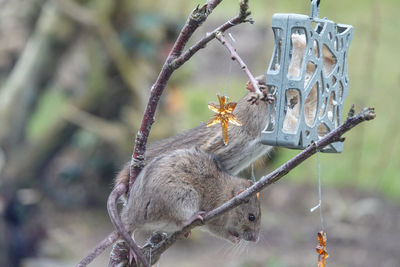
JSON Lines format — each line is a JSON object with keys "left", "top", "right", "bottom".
{"left": 224, "top": 179, "right": 261, "bottom": 243}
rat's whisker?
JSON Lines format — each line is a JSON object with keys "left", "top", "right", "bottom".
{"left": 258, "top": 229, "right": 273, "bottom": 248}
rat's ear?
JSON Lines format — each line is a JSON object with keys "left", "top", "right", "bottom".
{"left": 234, "top": 180, "right": 254, "bottom": 196}
{"left": 236, "top": 188, "right": 245, "bottom": 196}
{"left": 232, "top": 185, "right": 246, "bottom": 197}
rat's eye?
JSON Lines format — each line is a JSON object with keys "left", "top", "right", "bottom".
{"left": 248, "top": 213, "right": 256, "bottom": 222}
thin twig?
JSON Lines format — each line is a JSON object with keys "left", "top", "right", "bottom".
{"left": 143, "top": 107, "right": 376, "bottom": 263}
{"left": 111, "top": 0, "right": 251, "bottom": 265}
{"left": 215, "top": 32, "right": 262, "bottom": 97}
{"left": 78, "top": 184, "right": 129, "bottom": 267}
{"left": 108, "top": 239, "right": 130, "bottom": 267}
{"left": 170, "top": 1, "right": 251, "bottom": 69}
{"left": 128, "top": 0, "right": 251, "bottom": 189}
{"left": 77, "top": 230, "right": 120, "bottom": 267}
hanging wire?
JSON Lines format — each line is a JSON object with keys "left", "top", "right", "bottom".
{"left": 224, "top": 59, "right": 232, "bottom": 96}
{"left": 317, "top": 151, "right": 324, "bottom": 230}
{"left": 310, "top": 0, "right": 321, "bottom": 6}
{"left": 310, "top": 0, "right": 321, "bottom": 18}
{"left": 223, "top": 32, "right": 237, "bottom": 96}
{"left": 250, "top": 163, "right": 256, "bottom": 182}
{"left": 310, "top": 150, "right": 325, "bottom": 230}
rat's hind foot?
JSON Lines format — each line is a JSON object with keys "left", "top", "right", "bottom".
{"left": 143, "top": 232, "right": 168, "bottom": 249}
{"left": 179, "top": 211, "right": 206, "bottom": 229}
{"left": 181, "top": 211, "right": 206, "bottom": 237}
{"left": 187, "top": 210, "right": 206, "bottom": 225}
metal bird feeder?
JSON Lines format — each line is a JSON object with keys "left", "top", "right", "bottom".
{"left": 261, "top": 0, "right": 354, "bottom": 152}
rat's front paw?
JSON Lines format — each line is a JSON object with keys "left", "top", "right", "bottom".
{"left": 247, "top": 91, "right": 275, "bottom": 105}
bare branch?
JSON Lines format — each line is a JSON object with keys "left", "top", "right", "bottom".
{"left": 108, "top": 239, "right": 130, "bottom": 267}
{"left": 78, "top": 185, "right": 129, "bottom": 267}
{"left": 110, "top": 1, "right": 252, "bottom": 265}
{"left": 128, "top": 0, "right": 251, "bottom": 188}
{"left": 77, "top": 230, "right": 119, "bottom": 267}
{"left": 170, "top": 0, "right": 252, "bottom": 69}
{"left": 142, "top": 107, "right": 376, "bottom": 263}
{"left": 215, "top": 32, "right": 262, "bottom": 96}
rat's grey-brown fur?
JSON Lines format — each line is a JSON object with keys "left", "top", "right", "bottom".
{"left": 122, "top": 147, "right": 261, "bottom": 243}
{"left": 116, "top": 86, "right": 272, "bottom": 186}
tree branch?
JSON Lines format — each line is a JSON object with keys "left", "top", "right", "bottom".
{"left": 170, "top": 0, "right": 251, "bottom": 69}
{"left": 110, "top": 1, "right": 252, "bottom": 265}
{"left": 77, "top": 230, "right": 120, "bottom": 267}
{"left": 76, "top": 0, "right": 252, "bottom": 263}
{"left": 108, "top": 239, "right": 130, "bottom": 267}
{"left": 141, "top": 106, "right": 376, "bottom": 264}
{"left": 128, "top": 0, "right": 252, "bottom": 189}
{"left": 215, "top": 32, "right": 262, "bottom": 96}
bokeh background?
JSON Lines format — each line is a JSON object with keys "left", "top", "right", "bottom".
{"left": 0, "top": 0, "right": 399, "bottom": 266}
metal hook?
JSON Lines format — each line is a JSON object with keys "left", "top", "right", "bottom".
{"left": 310, "top": 0, "right": 320, "bottom": 19}
{"left": 310, "top": 0, "right": 321, "bottom": 6}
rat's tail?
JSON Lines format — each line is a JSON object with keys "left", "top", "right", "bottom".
{"left": 114, "top": 162, "right": 130, "bottom": 190}
{"left": 107, "top": 183, "right": 150, "bottom": 267}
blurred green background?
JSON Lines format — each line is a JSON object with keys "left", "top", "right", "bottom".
{"left": 0, "top": 0, "right": 399, "bottom": 266}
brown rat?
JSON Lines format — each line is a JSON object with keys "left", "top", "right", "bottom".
{"left": 122, "top": 147, "right": 261, "bottom": 243}
{"left": 79, "top": 34, "right": 333, "bottom": 266}
{"left": 108, "top": 87, "right": 267, "bottom": 267}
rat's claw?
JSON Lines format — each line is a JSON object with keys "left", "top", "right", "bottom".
{"left": 182, "top": 211, "right": 206, "bottom": 228}
{"left": 247, "top": 94, "right": 260, "bottom": 105}
{"left": 247, "top": 91, "right": 275, "bottom": 105}
{"left": 261, "top": 90, "right": 275, "bottom": 104}
{"left": 264, "top": 94, "right": 275, "bottom": 104}
{"left": 184, "top": 230, "right": 192, "bottom": 238}
{"left": 143, "top": 232, "right": 167, "bottom": 248}
{"left": 191, "top": 211, "right": 206, "bottom": 224}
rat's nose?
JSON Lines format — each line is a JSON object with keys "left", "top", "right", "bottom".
{"left": 243, "top": 229, "right": 258, "bottom": 242}
{"left": 250, "top": 234, "right": 259, "bottom": 242}
{"left": 247, "top": 233, "right": 258, "bottom": 242}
